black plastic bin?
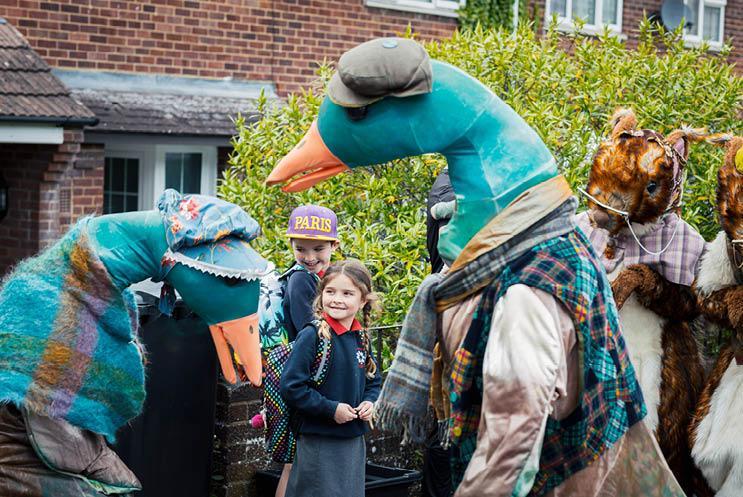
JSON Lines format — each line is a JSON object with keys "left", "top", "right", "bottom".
{"left": 255, "top": 462, "right": 422, "bottom": 497}
{"left": 113, "top": 292, "right": 218, "bottom": 497}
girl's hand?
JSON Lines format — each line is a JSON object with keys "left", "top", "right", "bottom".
{"left": 334, "top": 403, "right": 358, "bottom": 424}
{"left": 356, "top": 401, "right": 374, "bottom": 421}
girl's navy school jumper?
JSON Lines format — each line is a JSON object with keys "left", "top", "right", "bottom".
{"left": 280, "top": 315, "right": 382, "bottom": 438}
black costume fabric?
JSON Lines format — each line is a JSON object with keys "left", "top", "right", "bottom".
{"left": 423, "top": 168, "right": 454, "bottom": 497}
{"left": 426, "top": 169, "right": 455, "bottom": 274}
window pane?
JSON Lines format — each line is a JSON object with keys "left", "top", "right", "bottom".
{"left": 104, "top": 157, "right": 139, "bottom": 214}
{"left": 183, "top": 154, "right": 202, "bottom": 194}
{"left": 110, "top": 158, "right": 125, "bottom": 191}
{"left": 109, "top": 194, "right": 124, "bottom": 214}
{"left": 551, "top": 0, "right": 567, "bottom": 17}
{"left": 126, "top": 160, "right": 138, "bottom": 193}
{"left": 165, "top": 153, "right": 183, "bottom": 191}
{"left": 685, "top": 0, "right": 699, "bottom": 35}
{"left": 125, "top": 195, "right": 138, "bottom": 212}
{"left": 104, "top": 158, "right": 112, "bottom": 190}
{"left": 703, "top": 6, "right": 721, "bottom": 42}
{"left": 572, "top": 0, "right": 595, "bottom": 24}
{"left": 165, "top": 152, "right": 202, "bottom": 194}
{"left": 602, "top": 0, "right": 618, "bottom": 24}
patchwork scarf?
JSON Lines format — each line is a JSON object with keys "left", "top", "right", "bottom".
{"left": 0, "top": 218, "right": 143, "bottom": 442}
{"left": 375, "top": 179, "right": 577, "bottom": 442}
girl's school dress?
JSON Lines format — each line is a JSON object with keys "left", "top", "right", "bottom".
{"left": 280, "top": 314, "right": 382, "bottom": 497}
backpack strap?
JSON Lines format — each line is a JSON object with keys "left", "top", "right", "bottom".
{"left": 309, "top": 321, "right": 333, "bottom": 386}
{"left": 280, "top": 263, "right": 320, "bottom": 282}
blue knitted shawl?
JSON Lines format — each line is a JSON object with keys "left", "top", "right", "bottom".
{"left": 0, "top": 218, "right": 143, "bottom": 442}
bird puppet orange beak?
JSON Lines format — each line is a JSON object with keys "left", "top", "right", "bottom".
{"left": 209, "top": 313, "right": 262, "bottom": 386}
{"left": 266, "top": 120, "right": 350, "bottom": 192}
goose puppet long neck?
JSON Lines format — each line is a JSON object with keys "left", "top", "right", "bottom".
{"left": 267, "top": 60, "right": 557, "bottom": 263}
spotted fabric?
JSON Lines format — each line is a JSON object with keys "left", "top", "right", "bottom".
{"left": 264, "top": 331, "right": 333, "bottom": 463}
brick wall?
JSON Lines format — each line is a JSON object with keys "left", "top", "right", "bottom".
{"left": 0, "top": 144, "right": 55, "bottom": 275}
{"left": 0, "top": 129, "right": 102, "bottom": 276}
{"left": 3, "top": 0, "right": 738, "bottom": 97}
{"left": 2, "top": 0, "right": 457, "bottom": 96}
{"left": 528, "top": 0, "right": 743, "bottom": 67}
{"left": 211, "top": 381, "right": 422, "bottom": 497}
{"left": 57, "top": 142, "right": 105, "bottom": 231}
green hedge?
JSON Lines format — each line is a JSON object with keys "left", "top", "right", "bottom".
{"left": 221, "top": 22, "right": 742, "bottom": 364}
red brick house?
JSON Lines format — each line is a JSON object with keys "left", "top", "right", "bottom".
{"left": 0, "top": 2, "right": 740, "bottom": 495}
{"left": 1, "top": 1, "right": 741, "bottom": 277}
{"left": 0, "top": 1, "right": 458, "bottom": 277}
{"left": 0, "top": 18, "right": 99, "bottom": 272}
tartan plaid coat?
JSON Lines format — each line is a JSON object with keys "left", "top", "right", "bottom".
{"left": 449, "top": 228, "right": 647, "bottom": 496}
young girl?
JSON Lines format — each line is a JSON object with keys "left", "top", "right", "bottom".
{"left": 280, "top": 260, "right": 382, "bottom": 497}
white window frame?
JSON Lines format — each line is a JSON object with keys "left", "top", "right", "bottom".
{"left": 544, "top": 0, "right": 624, "bottom": 37}
{"left": 101, "top": 141, "right": 218, "bottom": 212}
{"left": 103, "top": 152, "right": 144, "bottom": 214}
{"left": 154, "top": 145, "right": 217, "bottom": 201}
{"left": 682, "top": 0, "right": 725, "bottom": 50}
{"left": 365, "top": 0, "right": 464, "bottom": 18}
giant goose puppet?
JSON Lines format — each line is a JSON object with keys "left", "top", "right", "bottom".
{"left": 0, "top": 189, "right": 268, "bottom": 497}
{"left": 267, "top": 38, "right": 687, "bottom": 497}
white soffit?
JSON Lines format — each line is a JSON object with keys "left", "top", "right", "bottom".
{"left": 0, "top": 123, "right": 63, "bottom": 144}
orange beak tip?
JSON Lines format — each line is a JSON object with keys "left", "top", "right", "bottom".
{"left": 281, "top": 183, "right": 305, "bottom": 193}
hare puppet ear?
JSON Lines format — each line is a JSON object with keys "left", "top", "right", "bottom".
{"left": 609, "top": 108, "right": 638, "bottom": 140}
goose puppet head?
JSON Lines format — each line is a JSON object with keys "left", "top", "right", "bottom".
{"left": 267, "top": 38, "right": 558, "bottom": 263}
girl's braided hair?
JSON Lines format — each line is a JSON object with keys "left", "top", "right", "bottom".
{"left": 313, "top": 259, "right": 380, "bottom": 378}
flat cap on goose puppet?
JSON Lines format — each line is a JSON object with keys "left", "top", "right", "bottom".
{"left": 266, "top": 37, "right": 558, "bottom": 264}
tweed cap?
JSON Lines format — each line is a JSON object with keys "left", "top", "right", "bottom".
{"left": 327, "top": 37, "right": 433, "bottom": 108}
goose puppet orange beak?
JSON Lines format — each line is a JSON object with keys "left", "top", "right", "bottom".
{"left": 266, "top": 120, "right": 350, "bottom": 192}
{"left": 209, "top": 313, "right": 262, "bottom": 386}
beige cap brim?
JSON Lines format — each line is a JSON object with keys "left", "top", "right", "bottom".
{"left": 327, "top": 70, "right": 434, "bottom": 109}
{"left": 327, "top": 72, "right": 384, "bottom": 108}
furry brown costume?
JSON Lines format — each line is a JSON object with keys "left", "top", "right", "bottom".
{"left": 689, "top": 135, "right": 743, "bottom": 497}
{"left": 578, "top": 109, "right": 710, "bottom": 496}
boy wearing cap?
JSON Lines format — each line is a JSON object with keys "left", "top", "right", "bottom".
{"left": 283, "top": 205, "right": 340, "bottom": 342}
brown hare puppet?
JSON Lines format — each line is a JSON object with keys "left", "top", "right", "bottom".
{"left": 690, "top": 135, "right": 743, "bottom": 497}
{"left": 576, "top": 108, "right": 710, "bottom": 496}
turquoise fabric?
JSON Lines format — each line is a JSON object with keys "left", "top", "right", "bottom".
{"left": 317, "top": 60, "right": 557, "bottom": 262}
{"left": 0, "top": 219, "right": 144, "bottom": 443}
{"left": 155, "top": 189, "right": 271, "bottom": 318}
{"left": 166, "top": 265, "right": 259, "bottom": 325}
{"left": 89, "top": 209, "right": 264, "bottom": 325}
{"left": 88, "top": 210, "right": 168, "bottom": 291}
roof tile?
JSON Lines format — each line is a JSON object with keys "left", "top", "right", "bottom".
{"left": 0, "top": 19, "right": 95, "bottom": 122}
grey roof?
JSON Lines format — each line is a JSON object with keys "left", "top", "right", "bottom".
{"left": 0, "top": 18, "right": 96, "bottom": 123}
{"left": 71, "top": 89, "right": 261, "bottom": 136}
{"left": 55, "top": 70, "right": 277, "bottom": 137}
